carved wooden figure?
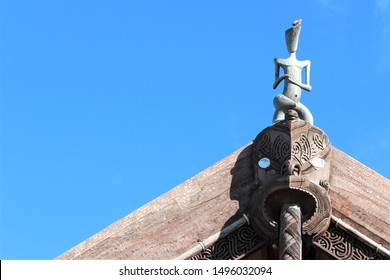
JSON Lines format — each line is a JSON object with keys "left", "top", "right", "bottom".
{"left": 273, "top": 25, "right": 313, "bottom": 124}
{"left": 250, "top": 109, "right": 332, "bottom": 259}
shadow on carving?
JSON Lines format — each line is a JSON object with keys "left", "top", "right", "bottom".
{"left": 186, "top": 144, "right": 272, "bottom": 260}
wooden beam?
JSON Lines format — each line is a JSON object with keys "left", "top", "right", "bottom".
{"left": 56, "top": 144, "right": 389, "bottom": 259}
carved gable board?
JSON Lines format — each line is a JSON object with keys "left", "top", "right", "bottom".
{"left": 57, "top": 144, "right": 390, "bottom": 260}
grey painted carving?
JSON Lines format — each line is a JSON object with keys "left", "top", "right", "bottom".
{"left": 273, "top": 23, "right": 313, "bottom": 124}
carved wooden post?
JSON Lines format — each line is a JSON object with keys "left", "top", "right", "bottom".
{"left": 279, "top": 204, "right": 302, "bottom": 260}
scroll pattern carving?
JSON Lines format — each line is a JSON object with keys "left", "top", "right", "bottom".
{"left": 272, "top": 135, "right": 289, "bottom": 164}
{"left": 258, "top": 132, "right": 272, "bottom": 157}
{"left": 256, "top": 132, "right": 290, "bottom": 169}
{"left": 189, "top": 225, "right": 267, "bottom": 260}
{"left": 312, "top": 133, "right": 326, "bottom": 152}
{"left": 189, "top": 222, "right": 387, "bottom": 260}
{"left": 291, "top": 133, "right": 328, "bottom": 166}
{"left": 292, "top": 134, "right": 311, "bottom": 165}
{"left": 313, "top": 223, "right": 385, "bottom": 260}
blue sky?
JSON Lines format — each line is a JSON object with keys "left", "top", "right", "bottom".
{"left": 1, "top": 0, "right": 389, "bottom": 260}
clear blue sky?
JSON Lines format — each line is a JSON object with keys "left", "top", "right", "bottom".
{"left": 1, "top": 0, "right": 389, "bottom": 260}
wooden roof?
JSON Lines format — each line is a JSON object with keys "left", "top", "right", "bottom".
{"left": 57, "top": 144, "right": 390, "bottom": 259}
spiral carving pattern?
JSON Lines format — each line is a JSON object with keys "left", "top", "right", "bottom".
{"left": 314, "top": 223, "right": 385, "bottom": 260}
{"left": 189, "top": 225, "right": 267, "bottom": 260}
{"left": 292, "top": 134, "right": 311, "bottom": 165}
{"left": 189, "top": 220, "right": 387, "bottom": 260}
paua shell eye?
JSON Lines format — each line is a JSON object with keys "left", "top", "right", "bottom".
{"left": 312, "top": 157, "right": 325, "bottom": 168}
{"left": 258, "top": 157, "right": 271, "bottom": 169}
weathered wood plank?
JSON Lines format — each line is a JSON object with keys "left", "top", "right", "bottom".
{"left": 57, "top": 145, "right": 253, "bottom": 260}
{"left": 56, "top": 145, "right": 390, "bottom": 259}
{"left": 329, "top": 148, "right": 390, "bottom": 249}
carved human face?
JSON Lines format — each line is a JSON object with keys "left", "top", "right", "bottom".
{"left": 252, "top": 119, "right": 331, "bottom": 188}
{"left": 250, "top": 118, "right": 332, "bottom": 240}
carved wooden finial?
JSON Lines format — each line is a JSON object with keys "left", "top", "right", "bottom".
{"left": 273, "top": 23, "right": 313, "bottom": 124}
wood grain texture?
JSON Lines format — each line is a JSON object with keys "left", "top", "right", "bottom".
{"left": 56, "top": 145, "right": 389, "bottom": 259}
{"left": 57, "top": 145, "right": 255, "bottom": 260}
{"left": 329, "top": 148, "right": 390, "bottom": 249}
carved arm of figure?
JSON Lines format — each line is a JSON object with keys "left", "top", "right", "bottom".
{"left": 305, "top": 60, "right": 311, "bottom": 88}
{"left": 273, "top": 74, "right": 291, "bottom": 90}
{"left": 273, "top": 61, "right": 290, "bottom": 90}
